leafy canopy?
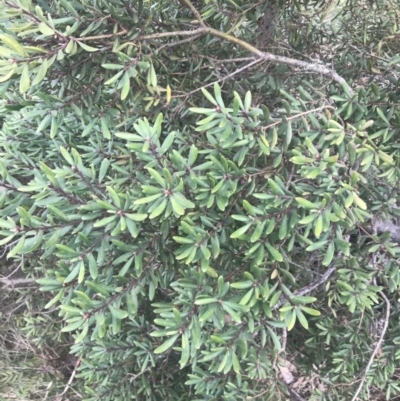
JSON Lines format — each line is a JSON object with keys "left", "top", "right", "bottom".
{"left": 1, "top": 0, "right": 400, "bottom": 400}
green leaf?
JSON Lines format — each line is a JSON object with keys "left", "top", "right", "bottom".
{"left": 109, "top": 305, "right": 128, "bottom": 320}
{"left": 19, "top": 63, "right": 30, "bottom": 93}
{"left": 93, "top": 215, "right": 117, "bottom": 227}
{"left": 38, "top": 22, "right": 54, "bottom": 36}
{"left": 88, "top": 254, "right": 98, "bottom": 279}
{"left": 121, "top": 73, "right": 130, "bottom": 100}
{"left": 61, "top": 318, "right": 85, "bottom": 332}
{"left": 296, "top": 197, "right": 318, "bottom": 209}
{"left": 306, "top": 240, "right": 327, "bottom": 252}
{"left": 300, "top": 306, "right": 321, "bottom": 316}
{"left": 7, "top": 235, "right": 26, "bottom": 258}
{"left": 154, "top": 334, "right": 179, "bottom": 354}
{"left": 244, "top": 91, "right": 251, "bottom": 111}
{"left": 149, "top": 198, "right": 168, "bottom": 219}
{"left": 45, "top": 288, "right": 64, "bottom": 309}
{"left": 170, "top": 195, "right": 185, "bottom": 216}
{"left": 78, "top": 41, "right": 99, "bottom": 52}
{"left": 32, "top": 59, "right": 48, "bottom": 85}
{"left": 179, "top": 330, "right": 190, "bottom": 368}
{"left": 125, "top": 213, "right": 147, "bottom": 221}
{"left": 286, "top": 311, "right": 296, "bottom": 331}
{"left": 194, "top": 297, "right": 218, "bottom": 305}
{"left": 286, "top": 122, "right": 292, "bottom": 146}
{"left": 60, "top": 146, "right": 74, "bottom": 165}
{"left": 160, "top": 131, "right": 175, "bottom": 154}
{"left": 376, "top": 107, "right": 390, "bottom": 125}
{"left": 267, "top": 326, "right": 281, "bottom": 351}
{"left": 295, "top": 308, "right": 308, "bottom": 329}
{"left": 230, "top": 223, "right": 252, "bottom": 238}
{"left": 314, "top": 214, "right": 323, "bottom": 238}
{"left": 213, "top": 82, "right": 225, "bottom": 108}
{"left": 201, "top": 87, "right": 218, "bottom": 106}
{"left": 291, "top": 296, "right": 316, "bottom": 304}
{"left": 135, "top": 193, "right": 163, "bottom": 205}
{"left": 74, "top": 321, "right": 89, "bottom": 343}
{"left": 104, "top": 70, "right": 124, "bottom": 85}
{"left": 322, "top": 242, "right": 334, "bottom": 266}
{"left": 0, "top": 33, "right": 26, "bottom": 56}
{"left": 99, "top": 158, "right": 110, "bottom": 182}
{"left": 230, "top": 280, "right": 253, "bottom": 289}
{"left": 261, "top": 104, "right": 270, "bottom": 123}
{"left": 265, "top": 243, "right": 283, "bottom": 262}
{"left": 64, "top": 262, "right": 82, "bottom": 283}
{"left": 148, "top": 167, "right": 166, "bottom": 187}
{"left": 102, "top": 63, "right": 124, "bottom": 69}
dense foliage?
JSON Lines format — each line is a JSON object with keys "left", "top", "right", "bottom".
{"left": 1, "top": 0, "right": 400, "bottom": 400}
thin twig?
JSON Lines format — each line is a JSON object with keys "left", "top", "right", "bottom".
{"left": 139, "top": 28, "right": 205, "bottom": 41}
{"left": 246, "top": 387, "right": 271, "bottom": 400}
{"left": 273, "top": 267, "right": 336, "bottom": 310}
{"left": 0, "top": 277, "right": 36, "bottom": 289}
{"left": 179, "top": 0, "right": 206, "bottom": 26}
{"left": 2, "top": 257, "right": 23, "bottom": 279}
{"left": 350, "top": 289, "right": 391, "bottom": 401}
{"left": 131, "top": 22, "right": 351, "bottom": 89}
{"left": 262, "top": 105, "right": 335, "bottom": 131}
{"left": 157, "top": 33, "right": 203, "bottom": 51}
{"left": 174, "top": 58, "right": 264, "bottom": 98}
{"left": 77, "top": 29, "right": 127, "bottom": 41}
{"left": 55, "top": 356, "right": 82, "bottom": 401}
{"left": 205, "top": 26, "right": 353, "bottom": 92}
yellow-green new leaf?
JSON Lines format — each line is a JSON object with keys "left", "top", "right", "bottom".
{"left": 20, "top": 64, "right": 30, "bottom": 93}
{"left": 78, "top": 41, "right": 99, "bottom": 52}
{"left": 32, "top": 59, "right": 48, "bottom": 86}
{"left": 38, "top": 22, "right": 54, "bottom": 36}
{"left": 74, "top": 321, "right": 89, "bottom": 343}
{"left": 300, "top": 306, "right": 321, "bottom": 316}
{"left": 230, "top": 223, "right": 252, "bottom": 238}
{"left": 0, "top": 34, "right": 26, "bottom": 56}
{"left": 296, "top": 197, "right": 318, "bottom": 209}
{"left": 266, "top": 243, "right": 283, "bottom": 262}
{"left": 352, "top": 192, "right": 367, "bottom": 210}
{"left": 295, "top": 308, "right": 309, "bottom": 329}
{"left": 109, "top": 305, "right": 128, "bottom": 320}
{"left": 0, "top": 68, "right": 15, "bottom": 83}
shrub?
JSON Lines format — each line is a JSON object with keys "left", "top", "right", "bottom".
{"left": 1, "top": 0, "right": 400, "bottom": 400}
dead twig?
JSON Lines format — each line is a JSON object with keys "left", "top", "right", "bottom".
{"left": 157, "top": 33, "right": 203, "bottom": 52}
{"left": 262, "top": 105, "right": 335, "bottom": 132}
{"left": 55, "top": 356, "right": 82, "bottom": 401}
{"left": 273, "top": 267, "right": 336, "bottom": 310}
{"left": 350, "top": 288, "right": 391, "bottom": 401}
{"left": 174, "top": 58, "right": 263, "bottom": 98}
{"left": 0, "top": 277, "right": 37, "bottom": 289}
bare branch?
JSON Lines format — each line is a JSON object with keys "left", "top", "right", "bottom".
{"left": 373, "top": 219, "right": 400, "bottom": 243}
{"left": 206, "top": 27, "right": 352, "bottom": 92}
{"left": 350, "top": 289, "right": 391, "bottom": 401}
{"left": 139, "top": 28, "right": 205, "bottom": 41}
{"left": 273, "top": 267, "right": 336, "bottom": 310}
{"left": 157, "top": 33, "right": 203, "bottom": 52}
{"left": 179, "top": 0, "right": 206, "bottom": 26}
{"left": 175, "top": 58, "right": 264, "bottom": 98}
{"left": 0, "top": 277, "right": 37, "bottom": 290}
{"left": 262, "top": 105, "right": 336, "bottom": 131}
{"left": 125, "top": 17, "right": 352, "bottom": 91}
